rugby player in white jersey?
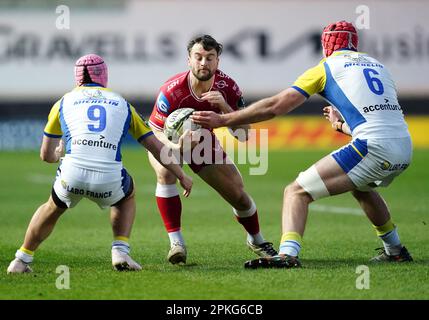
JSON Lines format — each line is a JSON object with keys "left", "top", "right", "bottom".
{"left": 192, "top": 21, "right": 413, "bottom": 268}
{"left": 7, "top": 54, "right": 192, "bottom": 273}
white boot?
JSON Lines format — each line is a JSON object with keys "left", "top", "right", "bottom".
{"left": 7, "top": 258, "right": 33, "bottom": 274}
{"left": 112, "top": 248, "right": 142, "bottom": 271}
{"left": 167, "top": 241, "right": 187, "bottom": 265}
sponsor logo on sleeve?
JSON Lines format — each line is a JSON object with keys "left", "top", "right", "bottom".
{"left": 155, "top": 113, "right": 165, "bottom": 121}
{"left": 232, "top": 83, "right": 242, "bottom": 96}
{"left": 215, "top": 80, "right": 228, "bottom": 89}
{"left": 156, "top": 92, "right": 171, "bottom": 114}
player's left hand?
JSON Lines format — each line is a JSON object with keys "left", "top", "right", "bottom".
{"left": 191, "top": 111, "right": 225, "bottom": 128}
{"left": 201, "top": 91, "right": 229, "bottom": 111}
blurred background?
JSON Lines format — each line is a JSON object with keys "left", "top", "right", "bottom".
{"left": 1, "top": 0, "right": 428, "bottom": 150}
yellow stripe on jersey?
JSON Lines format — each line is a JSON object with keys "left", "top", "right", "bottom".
{"left": 351, "top": 143, "right": 364, "bottom": 158}
{"left": 292, "top": 59, "right": 327, "bottom": 97}
{"left": 129, "top": 104, "right": 153, "bottom": 141}
{"left": 331, "top": 50, "right": 368, "bottom": 57}
{"left": 72, "top": 86, "right": 112, "bottom": 92}
{"left": 44, "top": 99, "right": 63, "bottom": 137}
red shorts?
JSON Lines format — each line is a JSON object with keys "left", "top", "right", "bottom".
{"left": 186, "top": 131, "right": 227, "bottom": 173}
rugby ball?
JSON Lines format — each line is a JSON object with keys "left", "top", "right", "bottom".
{"left": 164, "top": 108, "right": 201, "bottom": 143}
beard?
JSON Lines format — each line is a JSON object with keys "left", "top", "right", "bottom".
{"left": 192, "top": 68, "right": 214, "bottom": 81}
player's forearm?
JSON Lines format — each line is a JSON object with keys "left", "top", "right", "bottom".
{"left": 220, "top": 89, "right": 304, "bottom": 127}
{"left": 332, "top": 120, "right": 352, "bottom": 136}
{"left": 150, "top": 149, "right": 185, "bottom": 180}
{"left": 218, "top": 103, "right": 251, "bottom": 131}
{"left": 150, "top": 126, "right": 180, "bottom": 151}
{"left": 142, "top": 136, "right": 184, "bottom": 179}
{"left": 221, "top": 97, "right": 277, "bottom": 127}
{"left": 154, "top": 153, "right": 185, "bottom": 180}
{"left": 222, "top": 104, "right": 251, "bottom": 140}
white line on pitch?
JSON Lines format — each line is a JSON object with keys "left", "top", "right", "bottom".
{"left": 310, "top": 204, "right": 363, "bottom": 216}
{"left": 27, "top": 174, "right": 53, "bottom": 184}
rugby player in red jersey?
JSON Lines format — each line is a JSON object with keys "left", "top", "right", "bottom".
{"left": 148, "top": 35, "right": 277, "bottom": 264}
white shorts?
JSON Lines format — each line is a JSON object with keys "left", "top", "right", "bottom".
{"left": 331, "top": 136, "right": 412, "bottom": 190}
{"left": 52, "top": 159, "right": 133, "bottom": 209}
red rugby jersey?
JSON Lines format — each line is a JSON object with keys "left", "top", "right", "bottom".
{"left": 149, "top": 69, "right": 244, "bottom": 130}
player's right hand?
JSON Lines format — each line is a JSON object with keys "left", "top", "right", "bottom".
{"left": 179, "top": 174, "right": 193, "bottom": 197}
{"left": 191, "top": 111, "right": 225, "bottom": 128}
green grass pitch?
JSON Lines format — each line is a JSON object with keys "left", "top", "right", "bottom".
{"left": 0, "top": 148, "right": 428, "bottom": 300}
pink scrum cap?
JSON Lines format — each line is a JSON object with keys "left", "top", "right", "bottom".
{"left": 74, "top": 54, "right": 108, "bottom": 87}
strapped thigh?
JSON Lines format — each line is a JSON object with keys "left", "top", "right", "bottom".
{"left": 296, "top": 165, "right": 330, "bottom": 200}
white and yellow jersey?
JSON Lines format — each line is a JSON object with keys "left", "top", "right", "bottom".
{"left": 292, "top": 50, "right": 410, "bottom": 140}
{"left": 44, "top": 84, "right": 153, "bottom": 172}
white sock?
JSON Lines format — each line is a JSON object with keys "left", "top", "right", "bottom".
{"left": 112, "top": 240, "right": 130, "bottom": 255}
{"left": 279, "top": 240, "right": 301, "bottom": 257}
{"left": 380, "top": 228, "right": 402, "bottom": 255}
{"left": 247, "top": 233, "right": 265, "bottom": 246}
{"left": 15, "top": 249, "right": 34, "bottom": 264}
{"left": 155, "top": 183, "right": 179, "bottom": 197}
{"left": 168, "top": 230, "right": 185, "bottom": 246}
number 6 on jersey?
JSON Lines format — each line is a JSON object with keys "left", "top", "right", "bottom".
{"left": 363, "top": 68, "right": 384, "bottom": 95}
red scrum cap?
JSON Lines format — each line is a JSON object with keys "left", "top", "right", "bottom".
{"left": 321, "top": 20, "right": 358, "bottom": 57}
{"left": 74, "top": 54, "right": 108, "bottom": 87}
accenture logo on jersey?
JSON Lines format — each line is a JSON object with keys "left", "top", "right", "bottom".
{"left": 72, "top": 136, "right": 117, "bottom": 150}
{"left": 363, "top": 99, "right": 402, "bottom": 113}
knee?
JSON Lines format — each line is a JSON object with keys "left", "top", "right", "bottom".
{"left": 352, "top": 189, "right": 372, "bottom": 201}
{"left": 351, "top": 189, "right": 363, "bottom": 200}
{"left": 284, "top": 181, "right": 313, "bottom": 204}
{"left": 45, "top": 198, "right": 66, "bottom": 218}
